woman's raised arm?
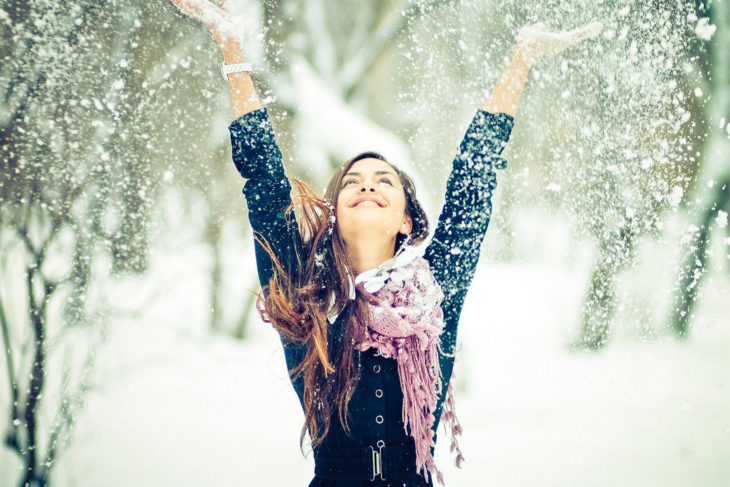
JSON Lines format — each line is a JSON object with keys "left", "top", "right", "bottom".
{"left": 169, "top": 0, "right": 302, "bottom": 290}
{"left": 169, "top": 0, "right": 263, "bottom": 118}
{"left": 483, "top": 21, "right": 603, "bottom": 117}
{"left": 425, "top": 21, "right": 603, "bottom": 358}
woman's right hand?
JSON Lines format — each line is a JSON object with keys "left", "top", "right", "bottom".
{"left": 515, "top": 21, "right": 603, "bottom": 68}
{"left": 169, "top": 0, "right": 243, "bottom": 61}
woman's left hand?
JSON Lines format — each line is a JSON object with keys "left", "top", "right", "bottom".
{"left": 515, "top": 21, "right": 603, "bottom": 67}
{"left": 169, "top": 0, "right": 242, "bottom": 58}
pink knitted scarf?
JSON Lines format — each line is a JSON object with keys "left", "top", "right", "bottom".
{"left": 354, "top": 254, "right": 463, "bottom": 485}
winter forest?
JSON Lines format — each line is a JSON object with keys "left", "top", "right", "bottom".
{"left": 1, "top": 0, "right": 729, "bottom": 486}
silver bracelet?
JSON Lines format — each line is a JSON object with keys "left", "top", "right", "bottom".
{"left": 221, "top": 62, "right": 252, "bottom": 81}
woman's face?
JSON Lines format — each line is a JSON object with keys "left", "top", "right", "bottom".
{"left": 335, "top": 158, "right": 412, "bottom": 250}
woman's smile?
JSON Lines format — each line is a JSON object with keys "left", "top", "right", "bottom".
{"left": 350, "top": 196, "right": 385, "bottom": 208}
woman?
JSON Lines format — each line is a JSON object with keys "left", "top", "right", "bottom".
{"left": 169, "top": 1, "right": 601, "bottom": 485}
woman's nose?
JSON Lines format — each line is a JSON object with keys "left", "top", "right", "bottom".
{"left": 359, "top": 183, "right": 376, "bottom": 192}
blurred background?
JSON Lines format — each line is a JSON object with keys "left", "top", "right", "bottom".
{"left": 1, "top": 0, "right": 728, "bottom": 486}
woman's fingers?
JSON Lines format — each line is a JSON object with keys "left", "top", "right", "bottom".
{"left": 561, "top": 22, "right": 602, "bottom": 46}
{"left": 217, "top": 0, "right": 231, "bottom": 14}
{"left": 169, "top": 0, "right": 225, "bottom": 32}
{"left": 518, "top": 20, "right": 603, "bottom": 62}
{"left": 576, "top": 21, "right": 603, "bottom": 41}
{"left": 169, "top": 0, "right": 240, "bottom": 42}
{"left": 170, "top": 0, "right": 207, "bottom": 22}
{"left": 552, "top": 21, "right": 603, "bottom": 52}
{"left": 170, "top": 0, "right": 202, "bottom": 21}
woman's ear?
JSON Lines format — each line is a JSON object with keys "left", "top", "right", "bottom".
{"left": 399, "top": 215, "right": 413, "bottom": 235}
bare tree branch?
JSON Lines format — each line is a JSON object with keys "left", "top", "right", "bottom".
{"left": 44, "top": 319, "right": 103, "bottom": 477}
{"left": 0, "top": 290, "right": 21, "bottom": 455}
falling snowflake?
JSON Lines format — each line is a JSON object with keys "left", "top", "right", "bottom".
{"left": 716, "top": 210, "right": 728, "bottom": 229}
{"left": 694, "top": 17, "right": 716, "bottom": 41}
{"left": 668, "top": 186, "right": 684, "bottom": 210}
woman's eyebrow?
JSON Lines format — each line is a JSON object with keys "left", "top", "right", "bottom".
{"left": 343, "top": 170, "right": 396, "bottom": 177}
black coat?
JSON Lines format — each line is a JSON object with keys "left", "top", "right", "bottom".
{"left": 229, "top": 107, "right": 514, "bottom": 486}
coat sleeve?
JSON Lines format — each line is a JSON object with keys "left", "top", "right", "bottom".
{"left": 423, "top": 109, "right": 514, "bottom": 356}
{"left": 229, "top": 108, "right": 307, "bottom": 375}
{"left": 228, "top": 107, "right": 304, "bottom": 289}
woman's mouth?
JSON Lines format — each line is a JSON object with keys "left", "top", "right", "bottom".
{"left": 351, "top": 197, "right": 385, "bottom": 208}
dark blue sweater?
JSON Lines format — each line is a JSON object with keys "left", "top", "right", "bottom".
{"left": 229, "top": 108, "right": 513, "bottom": 486}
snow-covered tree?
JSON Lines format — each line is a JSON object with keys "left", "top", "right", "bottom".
{"left": 0, "top": 1, "right": 222, "bottom": 483}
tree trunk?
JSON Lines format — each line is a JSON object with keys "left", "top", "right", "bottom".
{"left": 574, "top": 223, "right": 636, "bottom": 350}
{"left": 670, "top": 0, "right": 730, "bottom": 337}
{"left": 233, "top": 277, "right": 262, "bottom": 341}
{"left": 20, "top": 266, "right": 52, "bottom": 487}
{"left": 206, "top": 217, "right": 223, "bottom": 333}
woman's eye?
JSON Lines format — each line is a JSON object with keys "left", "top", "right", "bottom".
{"left": 342, "top": 177, "right": 392, "bottom": 187}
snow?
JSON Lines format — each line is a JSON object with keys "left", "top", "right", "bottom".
{"left": 716, "top": 210, "right": 728, "bottom": 229}
{"left": 668, "top": 186, "right": 683, "bottom": 210}
{"left": 694, "top": 18, "right": 716, "bottom": 41}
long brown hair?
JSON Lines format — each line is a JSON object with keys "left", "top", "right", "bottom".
{"left": 254, "top": 151, "right": 429, "bottom": 450}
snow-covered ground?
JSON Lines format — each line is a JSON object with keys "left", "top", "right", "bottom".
{"left": 2, "top": 208, "right": 728, "bottom": 487}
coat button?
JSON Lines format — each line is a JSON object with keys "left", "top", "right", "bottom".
{"left": 375, "top": 415, "right": 384, "bottom": 424}
{"left": 373, "top": 365, "right": 381, "bottom": 373}
{"left": 375, "top": 389, "right": 383, "bottom": 398}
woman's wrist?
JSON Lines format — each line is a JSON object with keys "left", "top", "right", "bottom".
{"left": 216, "top": 35, "right": 246, "bottom": 63}
{"left": 222, "top": 50, "right": 246, "bottom": 64}
{"left": 512, "top": 42, "right": 536, "bottom": 69}
{"left": 481, "top": 44, "right": 532, "bottom": 116}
